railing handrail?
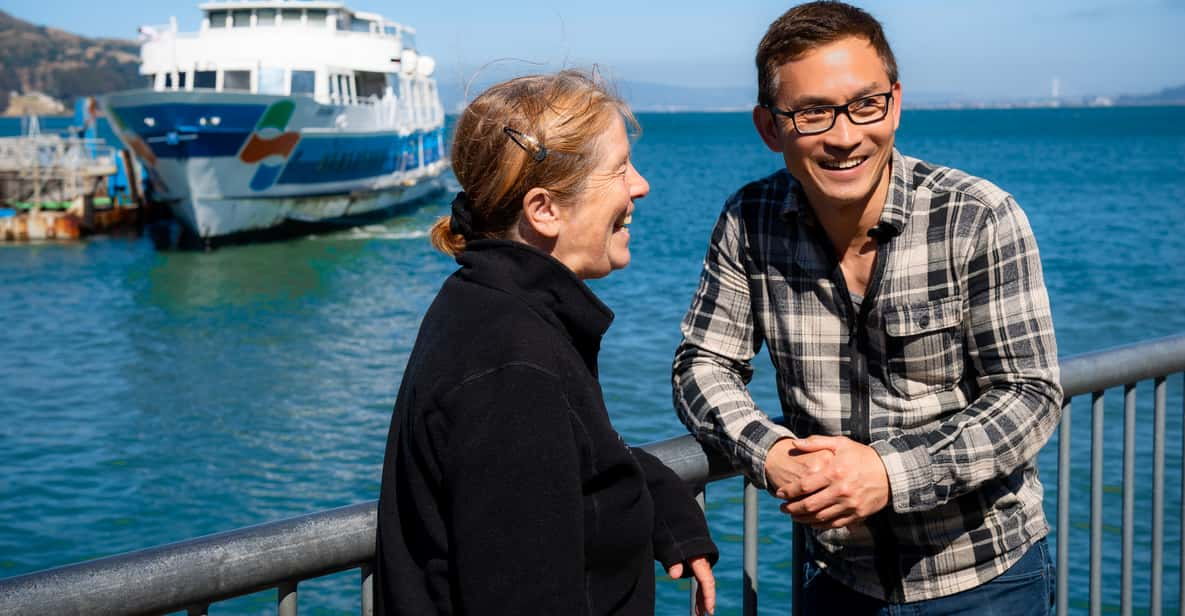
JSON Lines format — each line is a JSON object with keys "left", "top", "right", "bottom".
{"left": 2, "top": 333, "right": 1184, "bottom": 615}
{"left": 1059, "top": 334, "right": 1185, "bottom": 397}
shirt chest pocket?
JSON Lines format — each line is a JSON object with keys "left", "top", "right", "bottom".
{"left": 882, "top": 296, "right": 965, "bottom": 399}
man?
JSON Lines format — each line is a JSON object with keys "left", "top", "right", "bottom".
{"left": 672, "top": 2, "right": 1062, "bottom": 612}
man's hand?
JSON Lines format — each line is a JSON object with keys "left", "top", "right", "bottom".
{"left": 667, "top": 556, "right": 716, "bottom": 615}
{"left": 776, "top": 435, "right": 890, "bottom": 529}
{"left": 764, "top": 437, "right": 835, "bottom": 495}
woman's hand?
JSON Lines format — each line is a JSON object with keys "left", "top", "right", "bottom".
{"left": 667, "top": 556, "right": 716, "bottom": 615}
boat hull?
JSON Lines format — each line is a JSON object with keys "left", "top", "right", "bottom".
{"left": 101, "top": 90, "right": 447, "bottom": 241}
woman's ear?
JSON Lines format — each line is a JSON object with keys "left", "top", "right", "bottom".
{"left": 520, "top": 188, "right": 562, "bottom": 239}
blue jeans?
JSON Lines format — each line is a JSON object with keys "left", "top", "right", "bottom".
{"left": 799, "top": 539, "right": 1055, "bottom": 616}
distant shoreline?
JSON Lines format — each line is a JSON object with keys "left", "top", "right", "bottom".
{"left": 2, "top": 102, "right": 1183, "bottom": 124}
{"left": 626, "top": 102, "right": 1185, "bottom": 114}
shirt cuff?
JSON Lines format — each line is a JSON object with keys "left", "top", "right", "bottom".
{"left": 746, "top": 420, "right": 796, "bottom": 491}
{"left": 870, "top": 432, "right": 935, "bottom": 513}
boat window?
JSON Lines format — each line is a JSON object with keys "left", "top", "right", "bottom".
{"left": 350, "top": 19, "right": 371, "bottom": 33}
{"left": 355, "top": 71, "right": 386, "bottom": 99}
{"left": 280, "top": 8, "right": 301, "bottom": 26}
{"left": 256, "top": 8, "right": 276, "bottom": 26}
{"left": 208, "top": 10, "right": 228, "bottom": 28}
{"left": 145, "top": 74, "right": 156, "bottom": 88}
{"left": 177, "top": 72, "right": 188, "bottom": 89}
{"left": 383, "top": 25, "right": 397, "bottom": 36}
{"left": 223, "top": 70, "right": 251, "bottom": 92}
{"left": 307, "top": 9, "right": 327, "bottom": 27}
{"left": 291, "top": 71, "right": 316, "bottom": 96}
{"left": 402, "top": 32, "right": 415, "bottom": 50}
{"left": 164, "top": 73, "right": 173, "bottom": 89}
{"left": 232, "top": 10, "right": 252, "bottom": 28}
{"left": 258, "top": 68, "right": 286, "bottom": 95}
{"left": 194, "top": 71, "right": 217, "bottom": 89}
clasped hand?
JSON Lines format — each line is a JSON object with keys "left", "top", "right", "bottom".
{"left": 764, "top": 436, "right": 890, "bottom": 529}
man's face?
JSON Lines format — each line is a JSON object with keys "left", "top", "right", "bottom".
{"left": 754, "top": 36, "right": 901, "bottom": 213}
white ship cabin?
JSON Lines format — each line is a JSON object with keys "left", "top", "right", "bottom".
{"left": 138, "top": 1, "right": 441, "bottom": 127}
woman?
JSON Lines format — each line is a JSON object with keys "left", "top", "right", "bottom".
{"left": 375, "top": 70, "right": 718, "bottom": 615}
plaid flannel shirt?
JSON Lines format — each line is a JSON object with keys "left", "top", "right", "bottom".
{"left": 672, "top": 150, "right": 1062, "bottom": 601}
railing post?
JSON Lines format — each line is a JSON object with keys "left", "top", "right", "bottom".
{"left": 792, "top": 523, "right": 805, "bottom": 616}
{"left": 1090, "top": 391, "right": 1104, "bottom": 616}
{"left": 1057, "top": 400, "right": 1071, "bottom": 616}
{"left": 1179, "top": 373, "right": 1184, "bottom": 616}
{"left": 742, "top": 479, "right": 758, "bottom": 616}
{"left": 689, "top": 488, "right": 705, "bottom": 616}
{"left": 1121, "top": 384, "right": 1136, "bottom": 616}
{"left": 1151, "top": 377, "right": 1166, "bottom": 616}
{"left": 278, "top": 581, "right": 297, "bottom": 616}
{"left": 361, "top": 563, "right": 374, "bottom": 616}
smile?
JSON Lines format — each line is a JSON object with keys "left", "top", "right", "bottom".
{"left": 819, "top": 157, "right": 867, "bottom": 171}
{"left": 614, "top": 210, "right": 633, "bottom": 231}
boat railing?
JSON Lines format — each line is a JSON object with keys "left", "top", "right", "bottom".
{"left": 141, "top": 21, "right": 179, "bottom": 38}
{"left": 0, "top": 135, "right": 118, "bottom": 173}
{"left": 1, "top": 334, "right": 1183, "bottom": 616}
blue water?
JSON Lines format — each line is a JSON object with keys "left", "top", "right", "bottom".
{"left": 2, "top": 107, "right": 1184, "bottom": 615}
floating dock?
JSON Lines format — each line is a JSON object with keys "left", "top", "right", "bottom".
{"left": 0, "top": 118, "right": 144, "bottom": 242}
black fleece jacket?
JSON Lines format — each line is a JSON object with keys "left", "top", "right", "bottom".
{"left": 375, "top": 240, "right": 717, "bottom": 615}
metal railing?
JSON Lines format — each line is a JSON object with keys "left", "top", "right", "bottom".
{"left": 1, "top": 334, "right": 1183, "bottom": 616}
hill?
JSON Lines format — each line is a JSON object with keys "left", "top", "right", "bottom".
{"left": 1116, "top": 84, "right": 1185, "bottom": 106}
{"left": 0, "top": 10, "right": 141, "bottom": 113}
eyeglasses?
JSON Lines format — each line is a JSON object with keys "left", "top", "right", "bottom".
{"left": 764, "top": 90, "right": 894, "bottom": 136}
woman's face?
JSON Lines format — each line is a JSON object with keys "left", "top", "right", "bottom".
{"left": 551, "top": 115, "right": 650, "bottom": 280}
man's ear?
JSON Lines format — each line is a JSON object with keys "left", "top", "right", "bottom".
{"left": 890, "top": 81, "right": 903, "bottom": 131}
{"left": 520, "top": 187, "right": 561, "bottom": 239}
{"left": 752, "top": 105, "right": 784, "bottom": 153}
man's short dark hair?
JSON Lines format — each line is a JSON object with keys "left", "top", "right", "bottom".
{"left": 756, "top": 1, "right": 898, "bottom": 107}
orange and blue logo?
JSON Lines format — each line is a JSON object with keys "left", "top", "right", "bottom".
{"left": 238, "top": 100, "right": 301, "bottom": 190}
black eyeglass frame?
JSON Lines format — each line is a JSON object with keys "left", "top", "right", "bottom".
{"left": 763, "top": 89, "right": 896, "bottom": 136}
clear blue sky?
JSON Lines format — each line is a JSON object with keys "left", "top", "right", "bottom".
{"left": 3, "top": 0, "right": 1183, "bottom": 99}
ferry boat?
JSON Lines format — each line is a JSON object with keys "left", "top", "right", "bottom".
{"left": 101, "top": 1, "right": 448, "bottom": 246}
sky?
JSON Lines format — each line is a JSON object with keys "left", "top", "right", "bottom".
{"left": 3, "top": 0, "right": 1184, "bottom": 100}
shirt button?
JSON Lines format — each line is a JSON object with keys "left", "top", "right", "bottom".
{"left": 917, "top": 315, "right": 930, "bottom": 328}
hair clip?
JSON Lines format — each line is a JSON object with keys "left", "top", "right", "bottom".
{"left": 503, "top": 126, "right": 548, "bottom": 162}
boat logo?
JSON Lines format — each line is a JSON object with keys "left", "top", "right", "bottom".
{"left": 238, "top": 100, "right": 301, "bottom": 191}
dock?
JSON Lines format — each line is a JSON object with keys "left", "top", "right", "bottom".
{"left": 0, "top": 117, "right": 142, "bottom": 241}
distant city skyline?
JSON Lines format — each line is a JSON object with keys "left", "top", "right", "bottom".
{"left": 3, "top": 0, "right": 1183, "bottom": 101}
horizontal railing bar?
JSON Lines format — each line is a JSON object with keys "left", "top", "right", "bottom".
{"left": 1, "top": 335, "right": 1184, "bottom": 615}
{"left": 0, "top": 503, "right": 375, "bottom": 616}
{"left": 1059, "top": 334, "right": 1185, "bottom": 397}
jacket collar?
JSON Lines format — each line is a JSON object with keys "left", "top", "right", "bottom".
{"left": 455, "top": 240, "right": 614, "bottom": 352}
